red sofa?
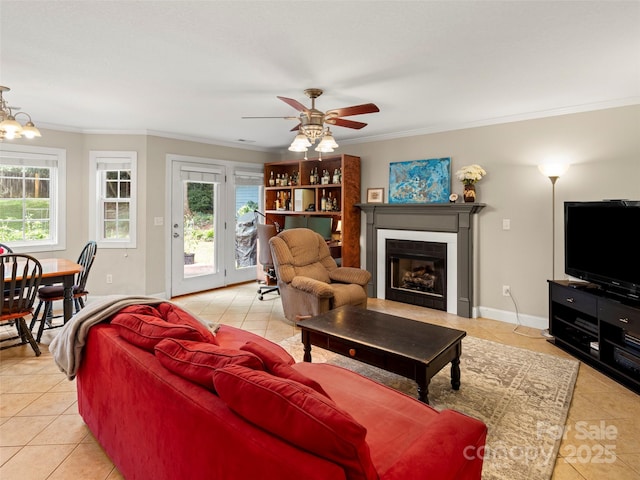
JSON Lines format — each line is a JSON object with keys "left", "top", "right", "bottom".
{"left": 76, "top": 303, "right": 487, "bottom": 480}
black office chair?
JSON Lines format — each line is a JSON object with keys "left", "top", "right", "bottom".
{"left": 257, "top": 223, "right": 279, "bottom": 300}
{"left": 1, "top": 254, "right": 43, "bottom": 356}
{"left": 30, "top": 241, "right": 97, "bottom": 342}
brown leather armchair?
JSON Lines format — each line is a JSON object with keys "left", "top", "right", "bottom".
{"left": 269, "top": 228, "right": 371, "bottom": 323}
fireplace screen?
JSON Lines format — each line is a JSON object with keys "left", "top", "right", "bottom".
{"left": 386, "top": 239, "right": 447, "bottom": 310}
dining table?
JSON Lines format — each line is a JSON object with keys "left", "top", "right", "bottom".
{"left": 3, "top": 257, "right": 83, "bottom": 324}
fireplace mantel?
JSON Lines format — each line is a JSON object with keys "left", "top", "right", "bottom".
{"left": 357, "top": 203, "right": 485, "bottom": 318}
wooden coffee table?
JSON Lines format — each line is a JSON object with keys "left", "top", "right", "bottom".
{"left": 298, "top": 305, "right": 466, "bottom": 404}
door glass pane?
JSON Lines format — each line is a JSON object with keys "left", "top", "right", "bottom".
{"left": 183, "top": 180, "right": 216, "bottom": 278}
{"left": 234, "top": 185, "right": 260, "bottom": 270}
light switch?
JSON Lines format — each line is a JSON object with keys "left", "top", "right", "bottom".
{"left": 154, "top": 217, "right": 164, "bottom": 226}
{"left": 502, "top": 219, "right": 511, "bottom": 230}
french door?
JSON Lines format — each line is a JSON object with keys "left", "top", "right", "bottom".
{"left": 168, "top": 156, "right": 263, "bottom": 297}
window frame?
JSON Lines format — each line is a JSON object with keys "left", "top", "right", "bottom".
{"left": 0, "top": 144, "right": 66, "bottom": 252}
{"left": 89, "top": 151, "right": 137, "bottom": 249}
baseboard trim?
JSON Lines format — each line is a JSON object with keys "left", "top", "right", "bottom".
{"left": 477, "top": 306, "right": 548, "bottom": 330}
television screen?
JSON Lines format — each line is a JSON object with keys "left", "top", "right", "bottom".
{"left": 564, "top": 201, "right": 640, "bottom": 298}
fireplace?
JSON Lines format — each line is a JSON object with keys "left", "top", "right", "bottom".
{"left": 358, "top": 203, "right": 485, "bottom": 318}
{"left": 386, "top": 239, "right": 447, "bottom": 310}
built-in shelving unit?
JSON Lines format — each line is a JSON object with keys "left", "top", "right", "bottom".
{"left": 264, "top": 154, "right": 361, "bottom": 268}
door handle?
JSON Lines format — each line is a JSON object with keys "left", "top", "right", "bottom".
{"left": 173, "top": 232, "right": 180, "bottom": 238}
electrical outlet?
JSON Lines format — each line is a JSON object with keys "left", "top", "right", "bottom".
{"left": 106, "top": 274, "right": 113, "bottom": 284}
{"left": 502, "top": 285, "right": 511, "bottom": 296}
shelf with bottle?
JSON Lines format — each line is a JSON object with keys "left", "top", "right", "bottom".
{"left": 299, "top": 159, "right": 343, "bottom": 187}
{"left": 264, "top": 154, "right": 360, "bottom": 267}
{"left": 267, "top": 168, "right": 299, "bottom": 187}
{"left": 266, "top": 190, "right": 293, "bottom": 212}
{"left": 319, "top": 187, "right": 341, "bottom": 212}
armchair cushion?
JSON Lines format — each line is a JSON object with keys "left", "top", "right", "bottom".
{"left": 329, "top": 267, "right": 372, "bottom": 286}
{"left": 291, "top": 276, "right": 335, "bottom": 298}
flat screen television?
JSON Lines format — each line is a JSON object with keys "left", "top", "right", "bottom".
{"left": 564, "top": 200, "right": 640, "bottom": 300}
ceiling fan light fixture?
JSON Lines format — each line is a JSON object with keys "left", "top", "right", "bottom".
{"left": 290, "top": 132, "right": 311, "bottom": 148}
{"left": 288, "top": 143, "right": 309, "bottom": 152}
{"left": 300, "top": 124, "right": 325, "bottom": 142}
{"left": 320, "top": 129, "right": 338, "bottom": 148}
{"left": 314, "top": 144, "right": 334, "bottom": 153}
{"left": 315, "top": 130, "right": 338, "bottom": 153}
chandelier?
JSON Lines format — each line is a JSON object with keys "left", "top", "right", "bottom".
{"left": 0, "top": 86, "right": 42, "bottom": 140}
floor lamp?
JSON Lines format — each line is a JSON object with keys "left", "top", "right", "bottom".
{"left": 538, "top": 163, "right": 570, "bottom": 337}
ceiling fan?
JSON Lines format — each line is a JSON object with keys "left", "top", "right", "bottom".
{"left": 243, "top": 88, "right": 380, "bottom": 152}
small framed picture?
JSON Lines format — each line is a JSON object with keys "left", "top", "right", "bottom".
{"left": 367, "top": 188, "right": 384, "bottom": 203}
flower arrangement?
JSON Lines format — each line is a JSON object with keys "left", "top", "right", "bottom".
{"left": 455, "top": 164, "right": 487, "bottom": 186}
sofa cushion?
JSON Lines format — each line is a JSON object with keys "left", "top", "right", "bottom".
{"left": 111, "top": 311, "right": 213, "bottom": 351}
{"left": 116, "top": 303, "right": 217, "bottom": 344}
{"left": 212, "top": 365, "right": 378, "bottom": 480}
{"left": 155, "top": 302, "right": 217, "bottom": 343}
{"left": 240, "top": 341, "right": 330, "bottom": 397}
{"left": 154, "top": 338, "right": 264, "bottom": 390}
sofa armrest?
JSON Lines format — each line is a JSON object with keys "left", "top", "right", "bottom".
{"left": 329, "top": 267, "right": 371, "bottom": 286}
{"left": 380, "top": 409, "right": 487, "bottom": 480}
{"left": 291, "top": 276, "right": 335, "bottom": 298}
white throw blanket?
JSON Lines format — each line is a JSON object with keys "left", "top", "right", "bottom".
{"left": 50, "top": 295, "right": 165, "bottom": 379}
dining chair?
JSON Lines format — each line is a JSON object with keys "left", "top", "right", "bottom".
{"left": 1, "top": 254, "right": 43, "bottom": 356}
{"left": 0, "top": 243, "right": 13, "bottom": 258}
{"left": 30, "top": 241, "right": 97, "bottom": 343}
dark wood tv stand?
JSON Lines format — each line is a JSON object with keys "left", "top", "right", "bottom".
{"left": 548, "top": 280, "right": 640, "bottom": 394}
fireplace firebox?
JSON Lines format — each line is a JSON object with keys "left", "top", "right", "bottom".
{"left": 386, "top": 239, "right": 447, "bottom": 311}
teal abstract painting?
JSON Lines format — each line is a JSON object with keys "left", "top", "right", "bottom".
{"left": 389, "top": 157, "right": 451, "bottom": 204}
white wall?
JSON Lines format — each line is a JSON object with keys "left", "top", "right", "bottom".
{"left": 296, "top": 105, "right": 639, "bottom": 326}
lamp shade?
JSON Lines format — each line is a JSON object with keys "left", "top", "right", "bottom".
{"left": 538, "top": 163, "right": 570, "bottom": 178}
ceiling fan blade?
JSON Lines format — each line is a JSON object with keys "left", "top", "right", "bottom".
{"left": 290, "top": 124, "right": 301, "bottom": 132}
{"left": 277, "top": 96, "right": 308, "bottom": 112}
{"left": 325, "top": 103, "right": 380, "bottom": 118}
{"left": 327, "top": 118, "right": 368, "bottom": 130}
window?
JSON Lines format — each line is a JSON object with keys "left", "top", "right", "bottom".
{"left": 0, "top": 145, "right": 66, "bottom": 251}
{"left": 89, "top": 151, "right": 137, "bottom": 249}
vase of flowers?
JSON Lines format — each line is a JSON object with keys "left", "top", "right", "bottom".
{"left": 455, "top": 164, "right": 486, "bottom": 203}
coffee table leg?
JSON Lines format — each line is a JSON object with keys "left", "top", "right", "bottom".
{"left": 451, "top": 356, "right": 461, "bottom": 390}
{"left": 301, "top": 331, "right": 312, "bottom": 362}
{"left": 416, "top": 379, "right": 430, "bottom": 404}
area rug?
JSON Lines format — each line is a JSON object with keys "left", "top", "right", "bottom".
{"left": 279, "top": 335, "right": 579, "bottom": 480}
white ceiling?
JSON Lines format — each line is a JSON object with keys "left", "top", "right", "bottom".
{"left": 1, "top": 1, "right": 639, "bottom": 152}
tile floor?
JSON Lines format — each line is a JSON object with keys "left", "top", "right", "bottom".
{"left": 1, "top": 282, "right": 639, "bottom": 479}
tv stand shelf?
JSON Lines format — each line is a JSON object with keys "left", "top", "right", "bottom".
{"left": 548, "top": 280, "right": 640, "bottom": 394}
